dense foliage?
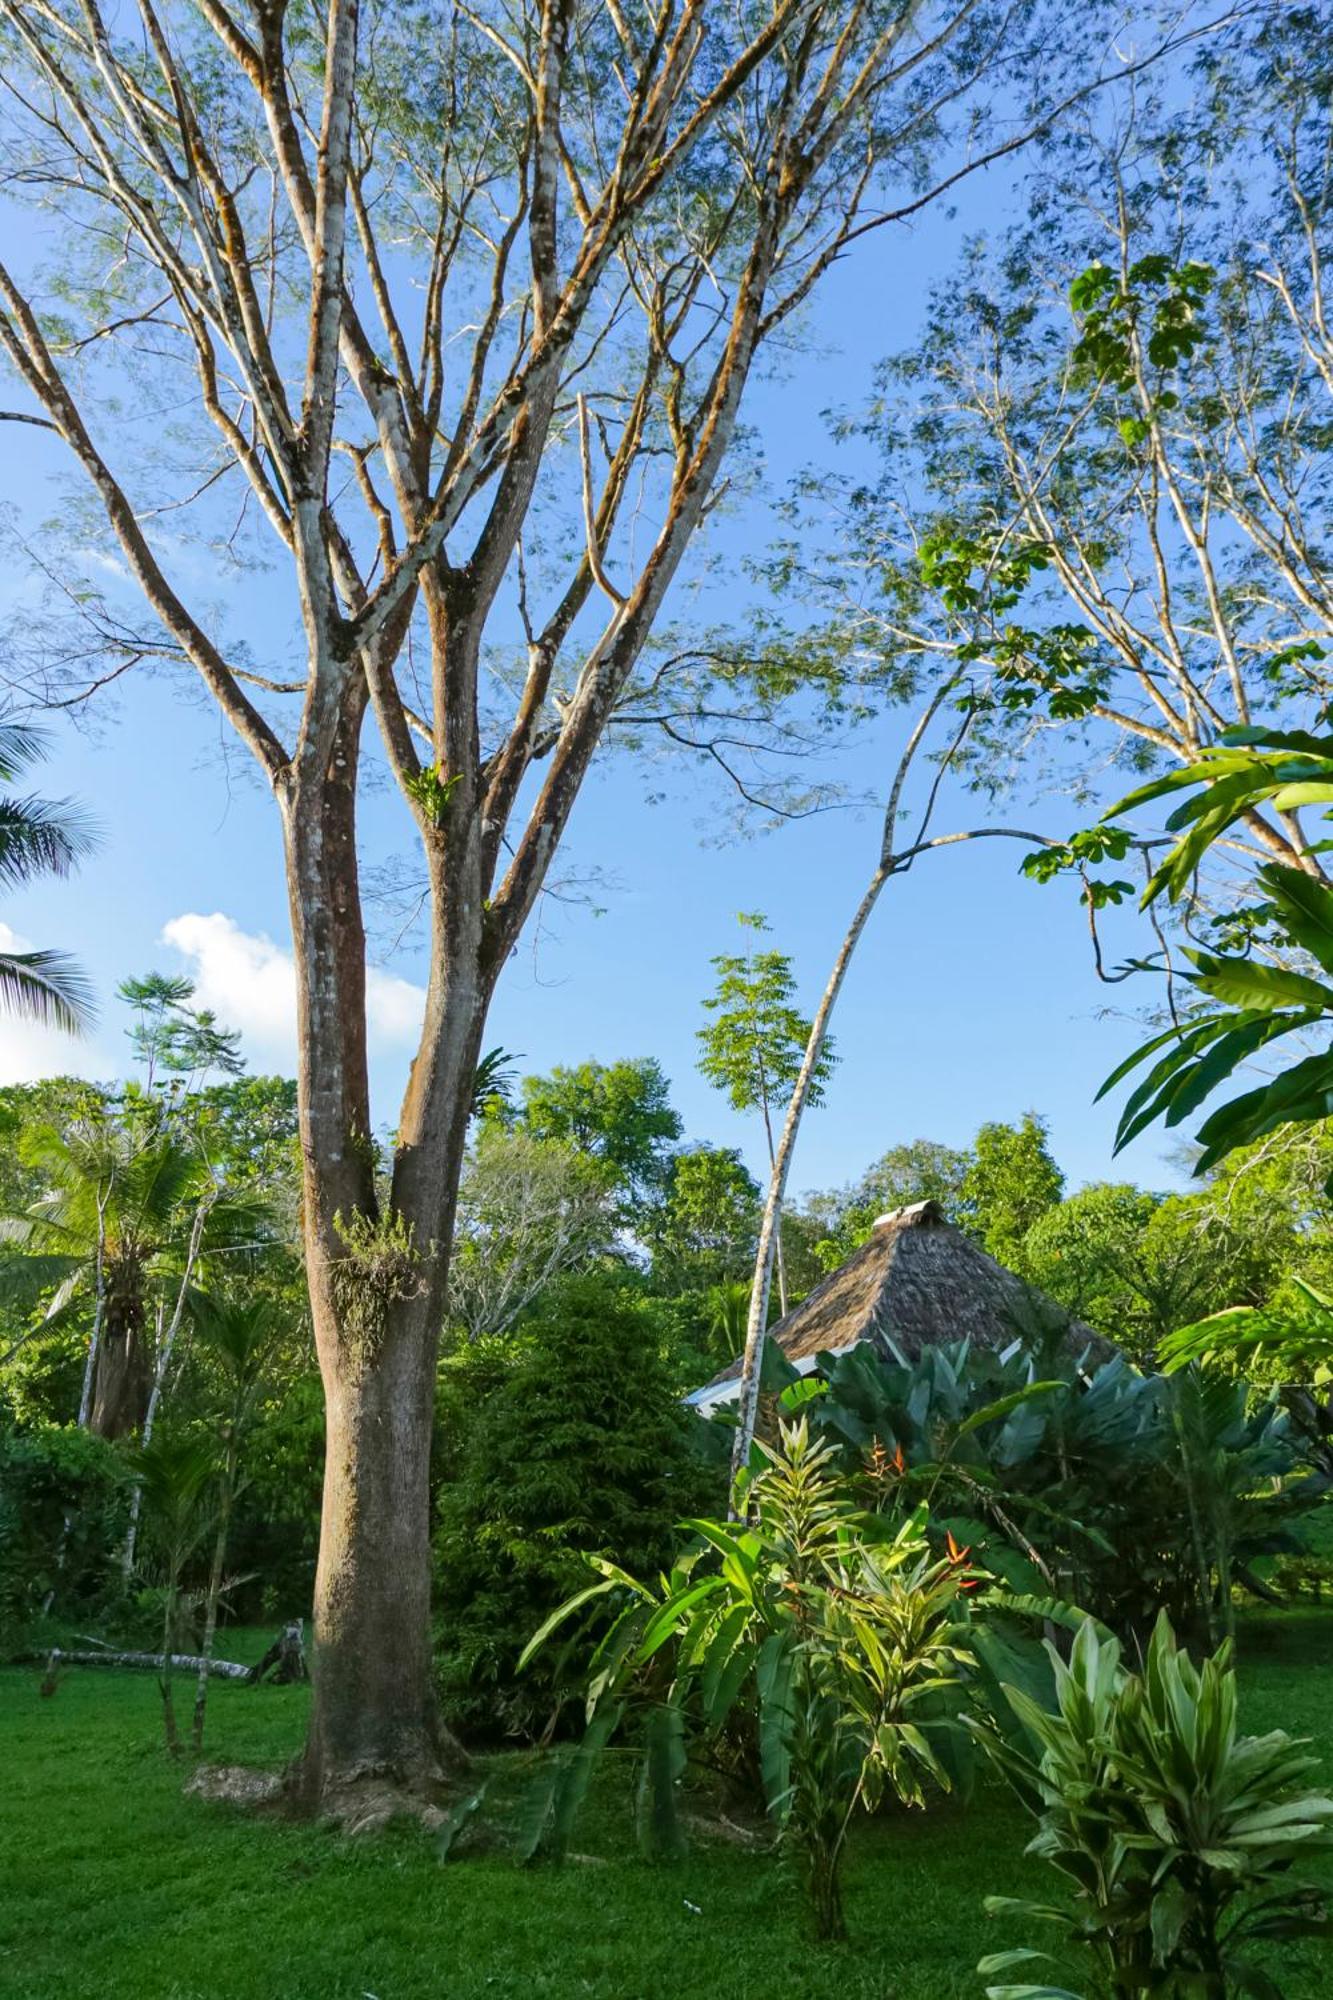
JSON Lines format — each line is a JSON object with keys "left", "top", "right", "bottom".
{"left": 792, "top": 1334, "right": 1319, "bottom": 1647}
{"left": 433, "top": 1276, "right": 716, "bottom": 1741}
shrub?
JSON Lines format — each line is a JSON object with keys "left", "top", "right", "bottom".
{"left": 0, "top": 1419, "right": 127, "bottom": 1647}
{"left": 800, "top": 1338, "right": 1318, "bottom": 1645}
{"left": 524, "top": 1415, "right": 1074, "bottom": 1940}
{"left": 975, "top": 1614, "right": 1333, "bottom": 1999}
{"left": 433, "top": 1274, "right": 715, "bottom": 1740}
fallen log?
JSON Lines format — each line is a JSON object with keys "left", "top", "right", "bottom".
{"left": 31, "top": 1647, "right": 252, "bottom": 1680}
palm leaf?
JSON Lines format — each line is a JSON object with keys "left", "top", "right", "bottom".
{"left": 0, "top": 949, "right": 97, "bottom": 1034}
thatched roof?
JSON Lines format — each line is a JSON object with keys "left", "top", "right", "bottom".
{"left": 688, "top": 1199, "right": 1106, "bottom": 1411}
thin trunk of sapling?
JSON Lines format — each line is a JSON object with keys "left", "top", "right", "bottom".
{"left": 159, "top": 1566, "right": 182, "bottom": 1757}
{"left": 77, "top": 1185, "right": 109, "bottom": 1428}
{"left": 730, "top": 679, "right": 1053, "bottom": 1486}
{"left": 123, "top": 1194, "right": 213, "bottom": 1578}
{"left": 192, "top": 1461, "right": 236, "bottom": 1754}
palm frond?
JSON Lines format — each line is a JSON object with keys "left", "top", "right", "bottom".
{"left": 0, "top": 949, "right": 97, "bottom": 1034}
{"left": 0, "top": 717, "right": 46, "bottom": 784}
{"left": 0, "top": 796, "right": 98, "bottom": 887}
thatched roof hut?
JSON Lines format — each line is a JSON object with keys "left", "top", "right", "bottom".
{"left": 687, "top": 1199, "right": 1106, "bottom": 1413}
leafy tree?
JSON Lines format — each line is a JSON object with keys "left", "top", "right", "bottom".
{"left": 698, "top": 911, "right": 837, "bottom": 1310}
{"left": 433, "top": 1275, "right": 712, "bottom": 1741}
{"left": 648, "top": 1144, "right": 760, "bottom": 1293}
{"left": 0, "top": 713, "right": 95, "bottom": 1032}
{"left": 959, "top": 1115, "right": 1064, "bottom": 1269}
{"left": 510, "top": 1059, "right": 681, "bottom": 1221}
{"left": 798, "top": 1137, "right": 972, "bottom": 1273}
{"left": 1020, "top": 1182, "right": 1255, "bottom": 1365}
{"left": 446, "top": 1128, "right": 618, "bottom": 1343}
{"left": 0, "top": 0, "right": 1089, "bottom": 1803}
{"left": 118, "top": 973, "right": 244, "bottom": 1092}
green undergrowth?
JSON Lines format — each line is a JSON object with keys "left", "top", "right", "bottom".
{"left": 1, "top": 1615, "right": 1329, "bottom": 2000}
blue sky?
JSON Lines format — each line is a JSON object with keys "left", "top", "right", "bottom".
{"left": 0, "top": 140, "right": 1192, "bottom": 1207}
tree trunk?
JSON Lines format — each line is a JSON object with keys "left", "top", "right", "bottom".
{"left": 90, "top": 1285, "right": 152, "bottom": 1440}
{"left": 279, "top": 683, "right": 481, "bottom": 1806}
{"left": 293, "top": 1295, "right": 447, "bottom": 1800}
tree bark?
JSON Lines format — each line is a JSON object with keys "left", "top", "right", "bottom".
{"left": 89, "top": 1279, "right": 152, "bottom": 1440}
{"left": 280, "top": 680, "right": 480, "bottom": 1804}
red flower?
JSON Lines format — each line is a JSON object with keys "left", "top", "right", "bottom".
{"left": 945, "top": 1531, "right": 980, "bottom": 1591}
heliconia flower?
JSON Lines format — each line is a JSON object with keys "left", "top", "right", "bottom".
{"left": 946, "top": 1531, "right": 980, "bottom": 1589}
{"left": 890, "top": 1443, "right": 906, "bottom": 1476}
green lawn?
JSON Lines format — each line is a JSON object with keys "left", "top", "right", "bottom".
{"left": 2, "top": 1616, "right": 1330, "bottom": 2000}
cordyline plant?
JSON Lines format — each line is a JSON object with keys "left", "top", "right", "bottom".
{"left": 0, "top": 0, "right": 1166, "bottom": 1810}
{"left": 974, "top": 1614, "right": 1333, "bottom": 2000}
{"left": 521, "top": 1415, "right": 1079, "bottom": 1940}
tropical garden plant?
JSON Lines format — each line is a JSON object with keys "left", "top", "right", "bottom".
{"left": 130, "top": 1430, "right": 216, "bottom": 1756}
{"left": 974, "top": 1613, "right": 1333, "bottom": 1999}
{"left": 522, "top": 1415, "right": 1076, "bottom": 1940}
{"left": 795, "top": 1334, "right": 1317, "bottom": 1647}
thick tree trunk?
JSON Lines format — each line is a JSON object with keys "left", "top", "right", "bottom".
{"left": 280, "top": 680, "right": 482, "bottom": 1807}
{"left": 293, "top": 1294, "right": 446, "bottom": 1800}
{"left": 89, "top": 1295, "right": 151, "bottom": 1440}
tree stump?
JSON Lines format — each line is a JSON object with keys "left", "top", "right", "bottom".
{"left": 248, "top": 1621, "right": 309, "bottom": 1686}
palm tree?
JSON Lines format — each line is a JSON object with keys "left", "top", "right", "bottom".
{"left": 7, "top": 1108, "right": 271, "bottom": 1440}
{"left": 0, "top": 714, "right": 97, "bottom": 1032}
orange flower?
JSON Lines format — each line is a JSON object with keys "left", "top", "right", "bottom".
{"left": 946, "top": 1531, "right": 980, "bottom": 1590}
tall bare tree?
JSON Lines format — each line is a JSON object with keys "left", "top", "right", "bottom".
{"left": 0, "top": 0, "right": 1196, "bottom": 1804}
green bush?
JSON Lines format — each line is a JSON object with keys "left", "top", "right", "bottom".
{"left": 0, "top": 1419, "right": 127, "bottom": 1647}
{"left": 432, "top": 1275, "right": 716, "bottom": 1740}
{"left": 976, "top": 1614, "right": 1333, "bottom": 1998}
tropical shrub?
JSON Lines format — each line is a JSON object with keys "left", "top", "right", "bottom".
{"left": 1162, "top": 1282, "right": 1333, "bottom": 1485}
{"left": 975, "top": 1614, "right": 1333, "bottom": 1999}
{"left": 433, "top": 1275, "right": 715, "bottom": 1740}
{"left": 0, "top": 1418, "right": 126, "bottom": 1646}
{"left": 798, "top": 1336, "right": 1318, "bottom": 1645}
{"left": 523, "top": 1417, "right": 1071, "bottom": 1940}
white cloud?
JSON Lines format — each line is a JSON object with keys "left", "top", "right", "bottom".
{"left": 0, "top": 922, "right": 114, "bottom": 1085}
{"left": 162, "top": 911, "right": 425, "bottom": 1063}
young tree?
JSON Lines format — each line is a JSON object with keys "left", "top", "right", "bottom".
{"left": 188, "top": 1293, "right": 279, "bottom": 1751}
{"left": 0, "top": 714, "right": 95, "bottom": 1032}
{"left": 132, "top": 1429, "right": 216, "bottom": 1756}
{"left": 118, "top": 974, "right": 245, "bottom": 1095}
{"left": 698, "top": 911, "right": 836, "bottom": 1310}
{"left": 0, "top": 0, "right": 1185, "bottom": 1801}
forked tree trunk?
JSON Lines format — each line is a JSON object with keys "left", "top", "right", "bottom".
{"left": 280, "top": 688, "right": 483, "bottom": 1805}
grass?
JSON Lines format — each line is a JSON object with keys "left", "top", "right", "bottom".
{"left": 2, "top": 1614, "right": 1330, "bottom": 2000}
